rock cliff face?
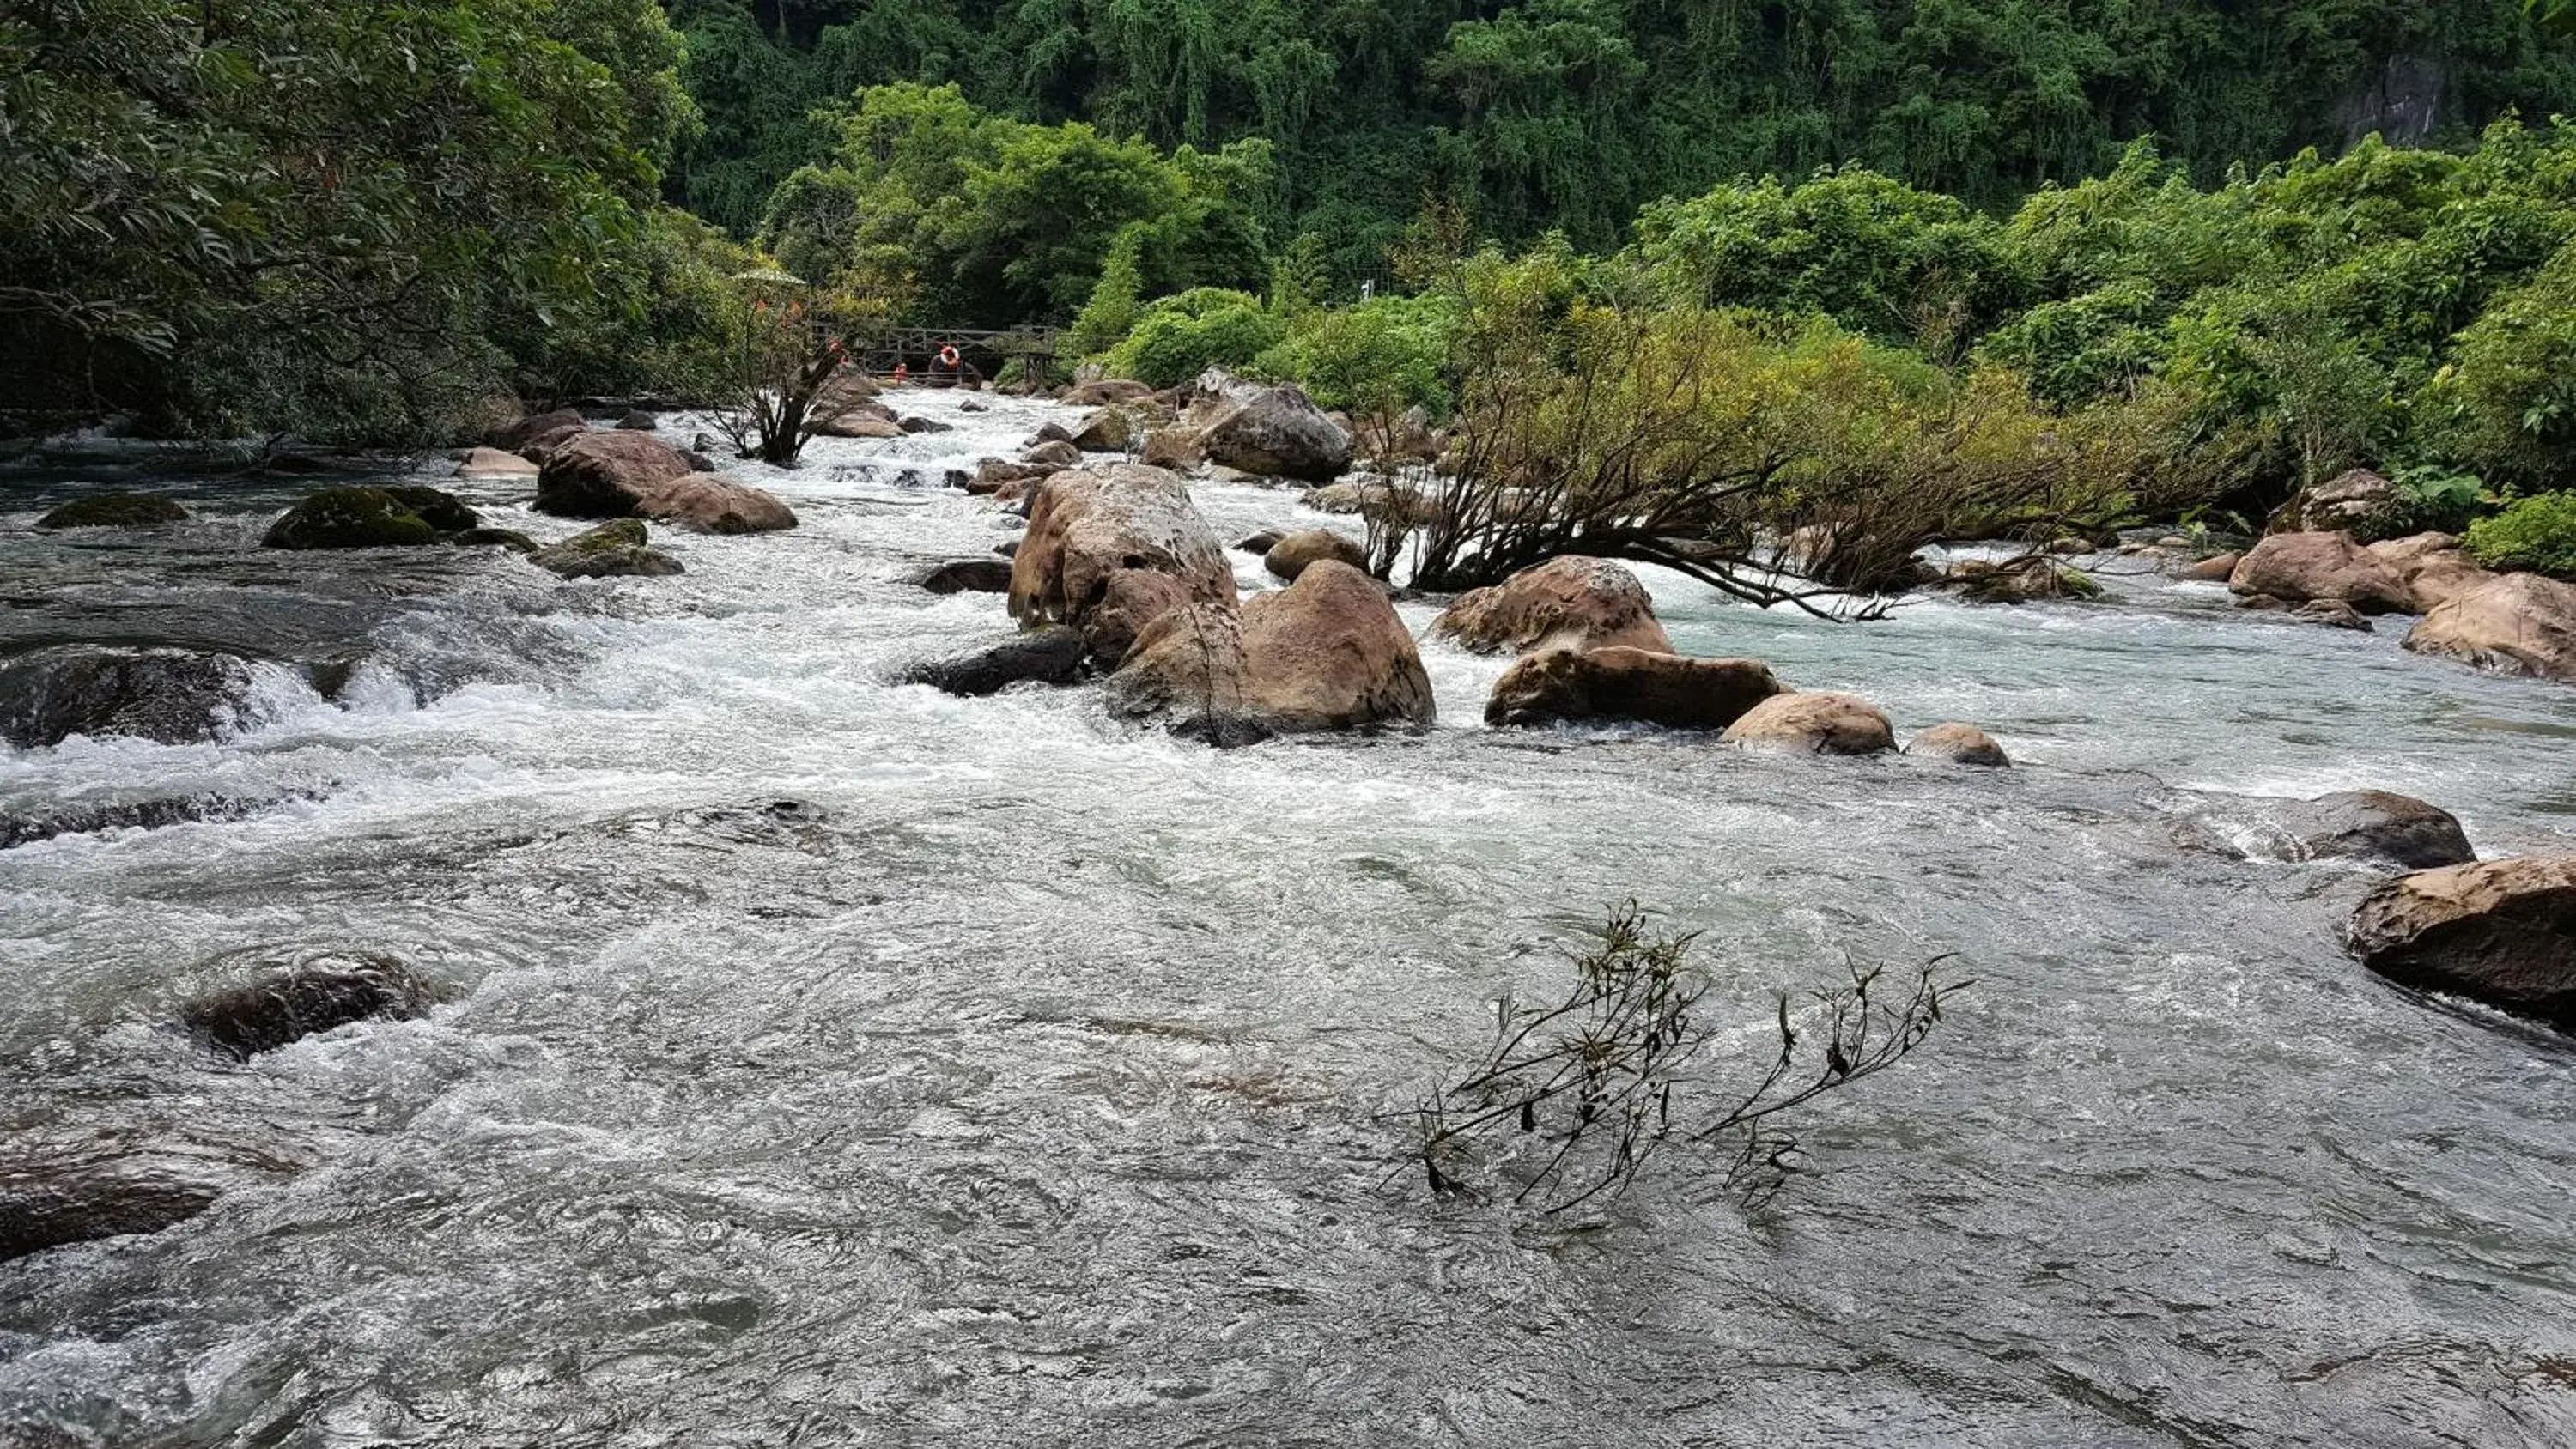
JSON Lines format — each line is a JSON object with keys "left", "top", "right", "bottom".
{"left": 2333, "top": 54, "right": 2451, "bottom": 149}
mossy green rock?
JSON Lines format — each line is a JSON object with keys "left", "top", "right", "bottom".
{"left": 262, "top": 487, "right": 472, "bottom": 549}
{"left": 35, "top": 493, "right": 190, "bottom": 530}
{"left": 380, "top": 485, "right": 480, "bottom": 533}
{"left": 529, "top": 518, "right": 684, "bottom": 579}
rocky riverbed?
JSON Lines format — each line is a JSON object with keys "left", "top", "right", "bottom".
{"left": 4, "top": 388, "right": 2576, "bottom": 1446}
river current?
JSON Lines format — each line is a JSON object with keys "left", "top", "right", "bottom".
{"left": 4, "top": 390, "right": 2576, "bottom": 1447}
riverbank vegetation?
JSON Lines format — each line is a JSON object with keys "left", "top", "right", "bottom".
{"left": 12, "top": 0, "right": 2576, "bottom": 560}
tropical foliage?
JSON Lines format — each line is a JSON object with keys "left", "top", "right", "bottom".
{"left": 1, "top": 0, "right": 699, "bottom": 441}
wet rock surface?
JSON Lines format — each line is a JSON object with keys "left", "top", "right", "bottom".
{"left": 2275, "top": 790, "right": 2477, "bottom": 870}
{"left": 34, "top": 493, "right": 190, "bottom": 530}
{"left": 899, "top": 627, "right": 1088, "bottom": 695}
{"left": 1722, "top": 691, "right": 1899, "bottom": 755}
{"left": 2350, "top": 857, "right": 2576, "bottom": 1029}
{"left": 1432, "top": 556, "right": 1674, "bottom": 656}
{"left": 262, "top": 486, "right": 476, "bottom": 549}
{"left": 178, "top": 953, "right": 438, "bottom": 1060}
{"left": 528, "top": 519, "right": 684, "bottom": 579}
{"left": 0, "top": 646, "right": 258, "bottom": 749}
{"left": 1485, "top": 647, "right": 1783, "bottom": 730}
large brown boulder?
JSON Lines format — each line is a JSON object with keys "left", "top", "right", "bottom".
{"left": 2403, "top": 572, "right": 2576, "bottom": 682}
{"left": 967, "top": 460, "right": 1057, "bottom": 496}
{"left": 2348, "top": 856, "right": 2576, "bottom": 1030}
{"left": 1907, "top": 722, "right": 2010, "bottom": 766}
{"left": 1009, "top": 464, "right": 1236, "bottom": 660}
{"left": 485, "top": 408, "right": 586, "bottom": 452}
{"left": 634, "top": 476, "right": 797, "bottom": 534}
{"left": 808, "top": 367, "right": 880, "bottom": 429}
{"left": 1721, "top": 692, "right": 1897, "bottom": 755}
{"left": 1200, "top": 382, "right": 1352, "bottom": 482}
{"left": 2227, "top": 531, "right": 2414, "bottom": 614}
{"left": 1140, "top": 422, "right": 1211, "bottom": 471}
{"left": 1432, "top": 555, "right": 1675, "bottom": 656}
{"left": 813, "top": 411, "right": 904, "bottom": 440}
{"left": 1263, "top": 528, "right": 1368, "bottom": 582}
{"left": 1070, "top": 409, "right": 1135, "bottom": 452}
{"left": 1108, "top": 561, "right": 1434, "bottom": 740}
{"left": 2368, "top": 532, "right": 2498, "bottom": 614}
{"left": 516, "top": 422, "right": 589, "bottom": 464}
{"left": 1485, "top": 647, "right": 1783, "bottom": 730}
{"left": 535, "top": 431, "right": 692, "bottom": 517}
{"left": 536, "top": 434, "right": 794, "bottom": 532}
{"left": 455, "top": 446, "right": 539, "bottom": 481}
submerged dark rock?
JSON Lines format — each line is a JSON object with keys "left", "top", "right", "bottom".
{"left": 1, "top": 791, "right": 307, "bottom": 851}
{"left": 453, "top": 527, "right": 539, "bottom": 553}
{"left": 0, "top": 646, "right": 256, "bottom": 749}
{"left": 179, "top": 953, "right": 438, "bottom": 1060}
{"left": 915, "top": 558, "right": 1014, "bottom": 594}
{"left": 2276, "top": 791, "right": 2476, "bottom": 870}
{"left": 0, "top": 1155, "right": 222, "bottom": 1264}
{"left": 901, "top": 627, "right": 1087, "bottom": 696}
{"left": 34, "top": 492, "right": 190, "bottom": 529}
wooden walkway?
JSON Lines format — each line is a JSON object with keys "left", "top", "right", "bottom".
{"left": 838, "top": 325, "right": 1060, "bottom": 378}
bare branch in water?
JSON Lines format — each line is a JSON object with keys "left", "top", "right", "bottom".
{"left": 1398, "top": 904, "right": 1967, "bottom": 1218}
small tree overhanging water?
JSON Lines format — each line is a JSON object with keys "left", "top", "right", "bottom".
{"left": 1399, "top": 904, "right": 1968, "bottom": 1220}
{"left": 1373, "top": 246, "right": 2242, "bottom": 617}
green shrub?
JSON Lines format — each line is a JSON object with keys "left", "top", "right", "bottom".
{"left": 2464, "top": 492, "right": 2576, "bottom": 577}
{"left": 2435, "top": 243, "right": 2576, "bottom": 490}
{"left": 2378, "top": 465, "right": 2486, "bottom": 537}
{"left": 1067, "top": 228, "right": 1146, "bottom": 358}
{"left": 1100, "top": 288, "right": 1284, "bottom": 387}
{"left": 1252, "top": 293, "right": 1460, "bottom": 418}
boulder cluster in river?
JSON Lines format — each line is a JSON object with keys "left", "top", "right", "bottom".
{"left": 2200, "top": 469, "right": 2576, "bottom": 683}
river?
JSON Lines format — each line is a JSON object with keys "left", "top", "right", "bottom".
{"left": 5, "top": 389, "right": 2576, "bottom": 1446}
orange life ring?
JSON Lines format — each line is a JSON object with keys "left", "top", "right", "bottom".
{"left": 937, "top": 344, "right": 961, "bottom": 368}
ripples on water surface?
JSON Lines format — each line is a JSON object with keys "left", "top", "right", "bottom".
{"left": 5, "top": 393, "right": 2576, "bottom": 1446}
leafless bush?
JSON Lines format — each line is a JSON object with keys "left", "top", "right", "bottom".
{"left": 1402, "top": 904, "right": 1966, "bottom": 1218}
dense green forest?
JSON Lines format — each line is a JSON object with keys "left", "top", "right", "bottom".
{"left": 667, "top": 0, "right": 2576, "bottom": 275}
{"left": 10, "top": 0, "right": 2576, "bottom": 532}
